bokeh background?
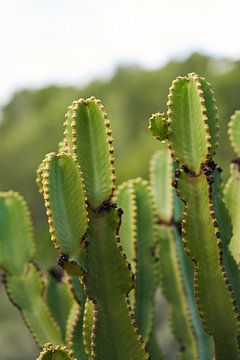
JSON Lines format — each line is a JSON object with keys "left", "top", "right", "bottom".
{"left": 0, "top": 1, "right": 240, "bottom": 359}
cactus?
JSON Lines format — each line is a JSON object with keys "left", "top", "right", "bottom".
{"left": 2, "top": 73, "right": 240, "bottom": 360}
{"left": 116, "top": 178, "right": 160, "bottom": 355}
{"left": 37, "top": 97, "right": 148, "bottom": 359}
{"left": 0, "top": 190, "right": 88, "bottom": 358}
{"left": 149, "top": 73, "right": 240, "bottom": 359}
{"left": 116, "top": 143, "right": 213, "bottom": 359}
{"left": 0, "top": 191, "right": 63, "bottom": 347}
{"left": 149, "top": 144, "right": 213, "bottom": 360}
{"left": 1, "top": 98, "right": 150, "bottom": 360}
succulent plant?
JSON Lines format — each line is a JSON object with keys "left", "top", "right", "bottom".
{"left": 149, "top": 73, "right": 240, "bottom": 359}
{"left": 1, "top": 74, "right": 240, "bottom": 359}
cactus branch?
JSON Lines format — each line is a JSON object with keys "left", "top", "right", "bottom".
{"left": 0, "top": 192, "right": 63, "bottom": 347}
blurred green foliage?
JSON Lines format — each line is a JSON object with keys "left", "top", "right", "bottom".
{"left": 1, "top": 52, "right": 240, "bottom": 359}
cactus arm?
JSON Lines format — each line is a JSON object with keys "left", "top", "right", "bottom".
{"left": 65, "top": 301, "right": 88, "bottom": 360}
{"left": 41, "top": 98, "right": 148, "bottom": 359}
{"left": 61, "top": 97, "right": 148, "bottom": 359}
{"left": 158, "top": 226, "right": 199, "bottom": 359}
{"left": 64, "top": 105, "right": 75, "bottom": 154}
{"left": 224, "top": 162, "right": 240, "bottom": 265}
{"left": 212, "top": 169, "right": 240, "bottom": 307}
{"left": 36, "top": 344, "right": 76, "bottom": 360}
{"left": 131, "top": 179, "right": 158, "bottom": 343}
{"left": 116, "top": 179, "right": 159, "bottom": 344}
{"left": 0, "top": 191, "right": 63, "bottom": 346}
{"left": 198, "top": 77, "right": 219, "bottom": 156}
{"left": 83, "top": 298, "right": 94, "bottom": 357}
{"left": 165, "top": 72, "right": 240, "bottom": 358}
{"left": 0, "top": 191, "right": 35, "bottom": 275}
{"left": 46, "top": 272, "right": 74, "bottom": 339}
{"left": 148, "top": 112, "right": 168, "bottom": 142}
{"left": 65, "top": 275, "right": 88, "bottom": 359}
{"left": 115, "top": 182, "right": 137, "bottom": 308}
{"left": 65, "top": 98, "right": 115, "bottom": 208}
{"left": 6, "top": 263, "right": 63, "bottom": 346}
{"left": 42, "top": 153, "right": 88, "bottom": 268}
{"left": 177, "top": 170, "right": 240, "bottom": 359}
{"left": 228, "top": 111, "right": 240, "bottom": 156}
{"left": 115, "top": 182, "right": 137, "bottom": 272}
{"left": 167, "top": 73, "right": 210, "bottom": 173}
{"left": 149, "top": 147, "right": 173, "bottom": 223}
{"left": 86, "top": 207, "right": 148, "bottom": 360}
{"left": 65, "top": 301, "right": 79, "bottom": 345}
{"left": 149, "top": 149, "right": 199, "bottom": 359}
{"left": 149, "top": 146, "right": 212, "bottom": 359}
{"left": 68, "top": 274, "right": 86, "bottom": 304}
{"left": 174, "top": 227, "right": 213, "bottom": 360}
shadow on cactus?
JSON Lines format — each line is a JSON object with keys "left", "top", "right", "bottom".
{"left": 1, "top": 74, "right": 240, "bottom": 359}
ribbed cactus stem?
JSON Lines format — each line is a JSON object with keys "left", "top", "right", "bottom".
{"left": 39, "top": 97, "right": 149, "bottom": 360}
{"left": 150, "top": 73, "right": 240, "bottom": 359}
{"left": 116, "top": 178, "right": 161, "bottom": 357}
{"left": 149, "top": 144, "right": 212, "bottom": 360}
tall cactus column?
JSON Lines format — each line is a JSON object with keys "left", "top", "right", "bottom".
{"left": 39, "top": 97, "right": 148, "bottom": 360}
{"left": 149, "top": 144, "right": 212, "bottom": 360}
{"left": 151, "top": 73, "right": 240, "bottom": 359}
{"left": 116, "top": 178, "right": 160, "bottom": 358}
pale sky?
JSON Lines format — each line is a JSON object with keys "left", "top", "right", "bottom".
{"left": 0, "top": 0, "right": 239, "bottom": 105}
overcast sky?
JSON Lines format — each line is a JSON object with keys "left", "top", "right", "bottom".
{"left": 0, "top": 0, "right": 239, "bottom": 105}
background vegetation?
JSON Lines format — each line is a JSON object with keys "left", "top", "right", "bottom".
{"left": 1, "top": 52, "right": 240, "bottom": 359}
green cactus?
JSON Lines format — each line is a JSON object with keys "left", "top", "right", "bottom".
{"left": 149, "top": 113, "right": 168, "bottom": 142}
{"left": 0, "top": 191, "right": 63, "bottom": 347}
{"left": 149, "top": 144, "right": 213, "bottom": 360}
{"left": 116, "top": 178, "right": 163, "bottom": 359}
{"left": 46, "top": 270, "right": 74, "bottom": 339}
{"left": 116, "top": 142, "right": 213, "bottom": 359}
{"left": 0, "top": 98, "right": 150, "bottom": 360}
{"left": 149, "top": 72, "right": 240, "bottom": 359}
{"left": 38, "top": 97, "right": 148, "bottom": 360}
{"left": 2, "top": 73, "right": 240, "bottom": 360}
{"left": 116, "top": 179, "right": 158, "bottom": 339}
{"left": 82, "top": 298, "right": 94, "bottom": 357}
